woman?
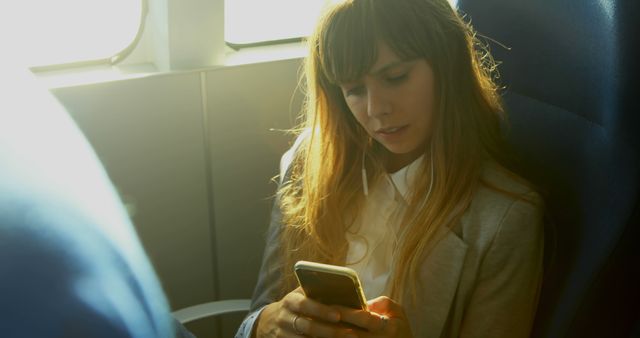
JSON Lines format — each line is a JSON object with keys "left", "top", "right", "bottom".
{"left": 236, "top": 0, "right": 543, "bottom": 337}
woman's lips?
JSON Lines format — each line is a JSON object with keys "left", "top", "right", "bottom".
{"left": 375, "top": 125, "right": 409, "bottom": 143}
{"left": 376, "top": 125, "right": 408, "bottom": 135}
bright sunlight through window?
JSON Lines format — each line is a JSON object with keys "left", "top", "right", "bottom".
{"left": 3, "top": 0, "right": 142, "bottom": 68}
{"left": 225, "top": 0, "right": 332, "bottom": 45}
{"left": 225, "top": 0, "right": 459, "bottom": 46}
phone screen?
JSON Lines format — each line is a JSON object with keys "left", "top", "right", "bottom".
{"left": 295, "top": 266, "right": 366, "bottom": 310}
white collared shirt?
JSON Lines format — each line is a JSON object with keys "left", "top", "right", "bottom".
{"left": 345, "top": 156, "right": 424, "bottom": 299}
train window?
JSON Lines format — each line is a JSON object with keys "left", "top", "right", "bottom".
{"left": 6, "top": 0, "right": 144, "bottom": 69}
{"left": 225, "top": 0, "right": 331, "bottom": 47}
{"left": 225, "top": 0, "right": 459, "bottom": 48}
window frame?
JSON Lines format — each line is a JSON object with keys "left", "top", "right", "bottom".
{"left": 223, "top": 0, "right": 332, "bottom": 50}
{"left": 29, "top": 0, "right": 149, "bottom": 72}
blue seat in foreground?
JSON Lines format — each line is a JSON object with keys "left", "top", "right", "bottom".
{"left": 0, "top": 68, "right": 177, "bottom": 338}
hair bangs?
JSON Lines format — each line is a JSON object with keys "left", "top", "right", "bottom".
{"left": 318, "top": 1, "right": 378, "bottom": 84}
{"left": 373, "top": 1, "right": 430, "bottom": 64}
{"left": 316, "top": 0, "right": 429, "bottom": 85}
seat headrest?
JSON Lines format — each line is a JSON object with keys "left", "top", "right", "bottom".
{"left": 458, "top": 0, "right": 638, "bottom": 147}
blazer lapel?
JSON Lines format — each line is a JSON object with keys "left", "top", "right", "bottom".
{"left": 406, "top": 225, "right": 468, "bottom": 338}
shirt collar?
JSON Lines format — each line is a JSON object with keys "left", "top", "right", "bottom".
{"left": 386, "top": 155, "right": 424, "bottom": 202}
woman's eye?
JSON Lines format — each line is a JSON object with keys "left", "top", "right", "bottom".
{"left": 386, "top": 72, "right": 408, "bottom": 83}
{"left": 344, "top": 86, "right": 365, "bottom": 97}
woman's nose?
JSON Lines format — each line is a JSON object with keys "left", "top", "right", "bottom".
{"left": 367, "top": 88, "right": 391, "bottom": 117}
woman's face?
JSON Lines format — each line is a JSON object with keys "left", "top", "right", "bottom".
{"left": 339, "top": 41, "right": 436, "bottom": 172}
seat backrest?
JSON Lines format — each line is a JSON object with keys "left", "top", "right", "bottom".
{"left": 456, "top": 1, "right": 640, "bottom": 337}
{"left": 0, "top": 68, "right": 177, "bottom": 338}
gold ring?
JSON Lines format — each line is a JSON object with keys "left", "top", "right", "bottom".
{"left": 292, "top": 314, "right": 304, "bottom": 335}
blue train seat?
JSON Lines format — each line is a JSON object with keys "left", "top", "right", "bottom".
{"left": 456, "top": 0, "right": 640, "bottom": 337}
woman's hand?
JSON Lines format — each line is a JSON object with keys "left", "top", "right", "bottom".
{"left": 336, "top": 296, "right": 414, "bottom": 338}
{"left": 254, "top": 290, "right": 412, "bottom": 337}
{"left": 255, "top": 287, "right": 357, "bottom": 337}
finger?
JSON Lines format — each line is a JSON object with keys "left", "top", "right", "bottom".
{"left": 283, "top": 292, "right": 341, "bottom": 323}
{"left": 292, "top": 315, "right": 358, "bottom": 338}
{"left": 334, "top": 306, "right": 384, "bottom": 332}
{"left": 366, "top": 296, "right": 405, "bottom": 317}
{"left": 289, "top": 312, "right": 306, "bottom": 336}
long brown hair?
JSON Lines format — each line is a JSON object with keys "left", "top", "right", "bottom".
{"left": 278, "top": 0, "right": 514, "bottom": 302}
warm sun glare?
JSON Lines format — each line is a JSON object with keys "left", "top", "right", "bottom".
{"left": 225, "top": 0, "right": 330, "bottom": 44}
{"left": 2, "top": 0, "right": 142, "bottom": 67}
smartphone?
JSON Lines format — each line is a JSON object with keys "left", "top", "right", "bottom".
{"left": 294, "top": 260, "right": 368, "bottom": 311}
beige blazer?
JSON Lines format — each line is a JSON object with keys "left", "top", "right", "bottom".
{"left": 236, "top": 155, "right": 544, "bottom": 338}
{"left": 404, "top": 162, "right": 544, "bottom": 337}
